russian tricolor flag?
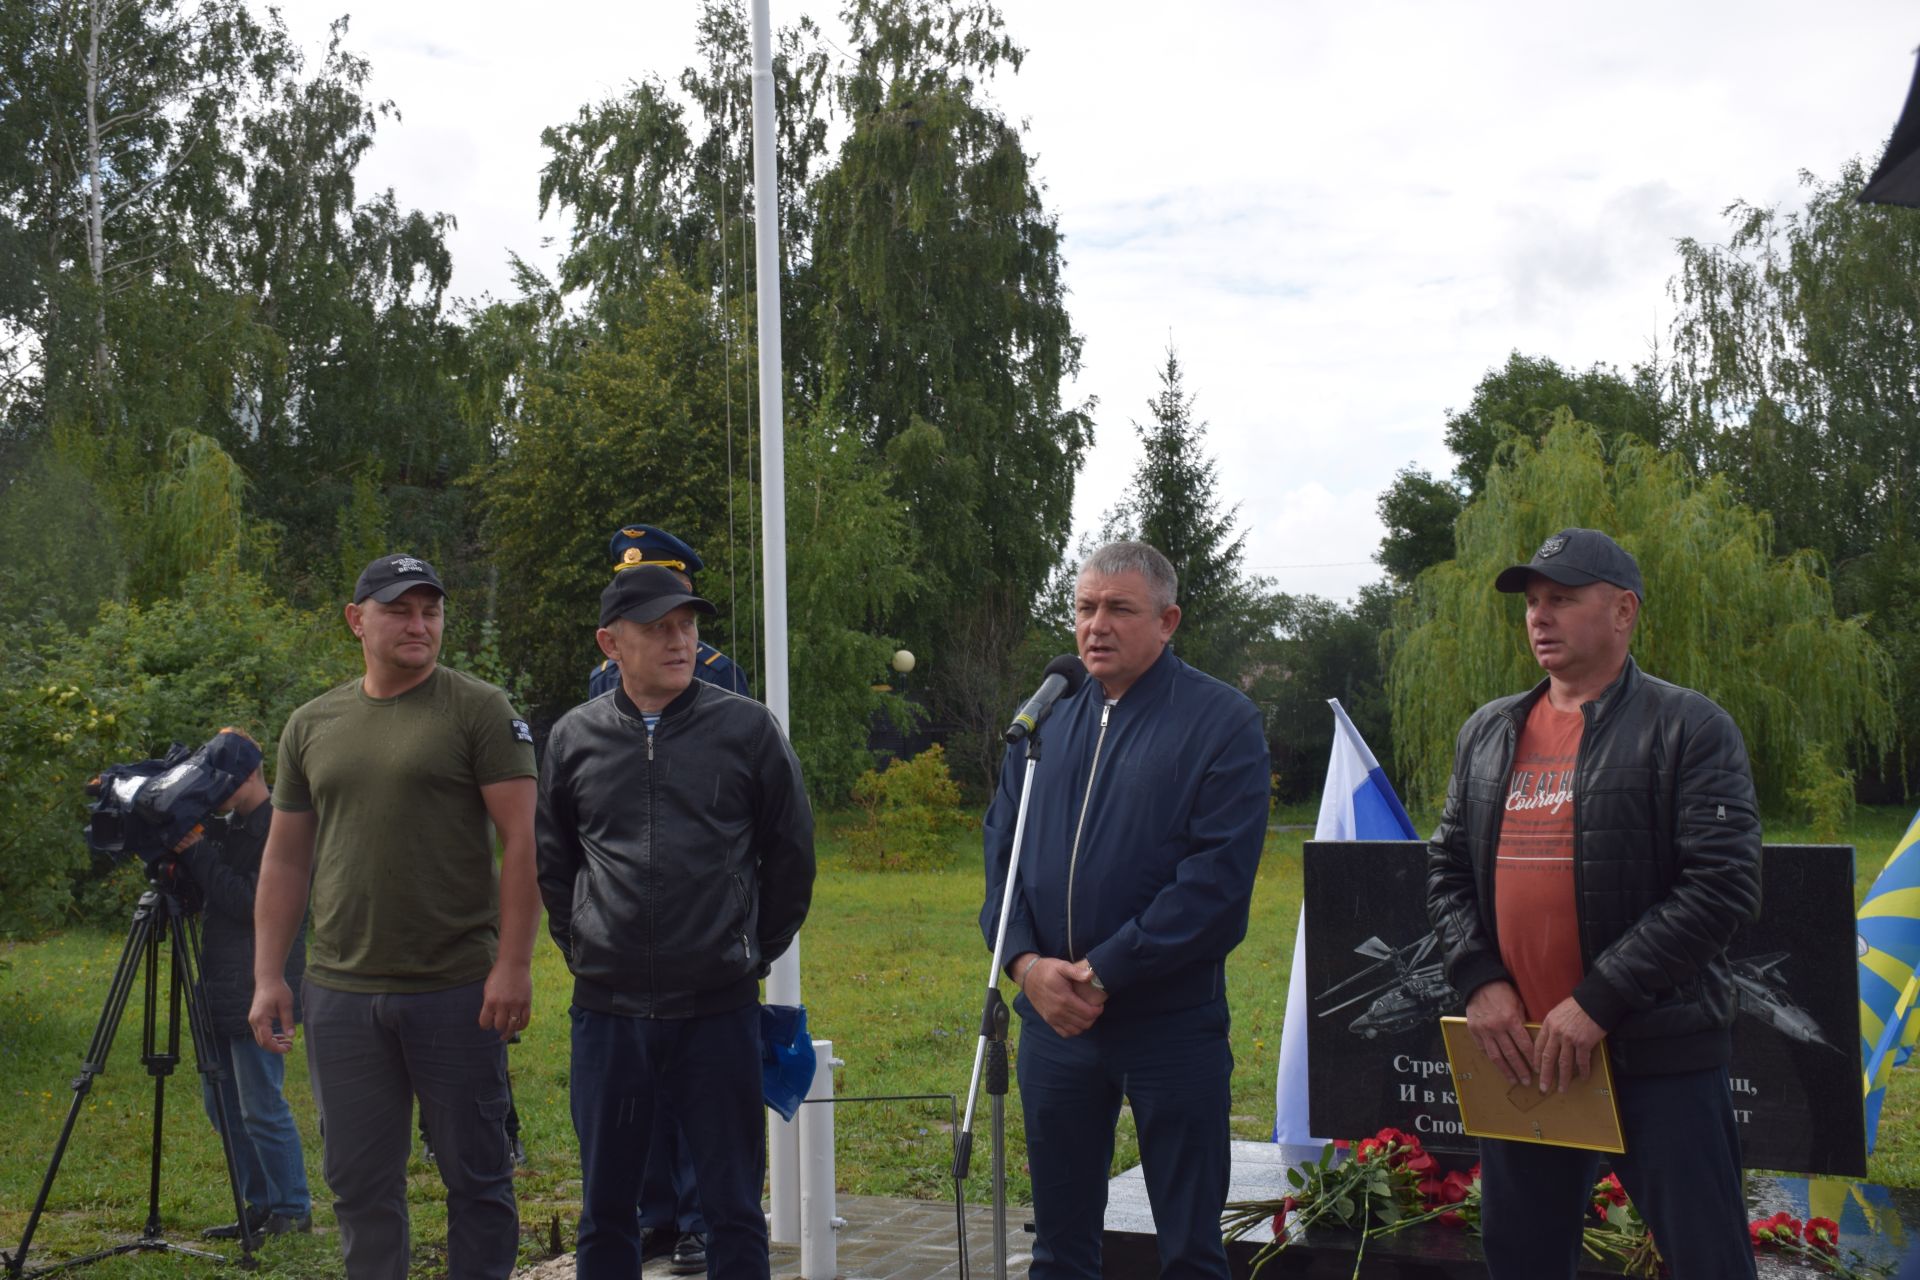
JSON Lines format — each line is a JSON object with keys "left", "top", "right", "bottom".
{"left": 1273, "top": 699, "right": 1417, "bottom": 1144}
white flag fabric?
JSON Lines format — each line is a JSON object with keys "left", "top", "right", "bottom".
{"left": 1273, "top": 699, "right": 1417, "bottom": 1144}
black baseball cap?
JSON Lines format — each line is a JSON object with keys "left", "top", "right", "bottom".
{"left": 353, "top": 554, "right": 447, "bottom": 604}
{"left": 599, "top": 565, "right": 718, "bottom": 627}
{"left": 1494, "top": 528, "right": 1645, "bottom": 600}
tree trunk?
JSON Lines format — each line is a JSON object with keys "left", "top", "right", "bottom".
{"left": 84, "top": 0, "right": 108, "bottom": 411}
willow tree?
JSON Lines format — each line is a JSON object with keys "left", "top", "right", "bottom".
{"left": 1385, "top": 416, "right": 1892, "bottom": 811}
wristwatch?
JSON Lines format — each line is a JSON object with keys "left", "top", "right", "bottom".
{"left": 1087, "top": 966, "right": 1107, "bottom": 992}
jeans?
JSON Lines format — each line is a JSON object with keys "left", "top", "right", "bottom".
{"left": 571, "top": 1003, "right": 765, "bottom": 1280}
{"left": 1015, "top": 997, "right": 1235, "bottom": 1280}
{"left": 303, "top": 979, "right": 517, "bottom": 1280}
{"left": 1479, "top": 1066, "right": 1758, "bottom": 1280}
{"left": 200, "top": 1032, "right": 311, "bottom": 1217}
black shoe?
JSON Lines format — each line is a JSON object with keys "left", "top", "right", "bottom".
{"left": 202, "top": 1204, "right": 271, "bottom": 1240}
{"left": 640, "top": 1227, "right": 680, "bottom": 1264}
{"left": 670, "top": 1233, "right": 707, "bottom": 1274}
{"left": 264, "top": 1212, "right": 312, "bottom": 1235}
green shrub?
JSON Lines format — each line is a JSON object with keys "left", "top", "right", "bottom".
{"left": 1789, "top": 741, "right": 1855, "bottom": 844}
{"left": 0, "top": 567, "right": 360, "bottom": 936}
{"left": 846, "top": 744, "right": 975, "bottom": 871}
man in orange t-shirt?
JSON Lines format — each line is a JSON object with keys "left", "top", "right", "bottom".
{"left": 1427, "top": 528, "right": 1761, "bottom": 1280}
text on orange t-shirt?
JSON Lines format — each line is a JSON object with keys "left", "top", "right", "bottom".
{"left": 1494, "top": 697, "right": 1587, "bottom": 1021}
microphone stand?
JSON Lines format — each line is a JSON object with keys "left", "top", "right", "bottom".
{"left": 955, "top": 726, "right": 1045, "bottom": 1280}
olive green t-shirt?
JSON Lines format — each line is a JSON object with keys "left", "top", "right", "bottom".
{"left": 274, "top": 665, "right": 536, "bottom": 993}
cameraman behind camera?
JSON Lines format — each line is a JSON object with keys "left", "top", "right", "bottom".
{"left": 174, "top": 728, "right": 312, "bottom": 1240}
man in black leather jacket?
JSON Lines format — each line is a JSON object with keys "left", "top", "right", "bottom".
{"left": 1426, "top": 528, "right": 1760, "bottom": 1280}
{"left": 536, "top": 566, "right": 815, "bottom": 1280}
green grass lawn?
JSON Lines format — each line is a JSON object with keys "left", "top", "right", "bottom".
{"left": 1, "top": 806, "right": 1914, "bottom": 1276}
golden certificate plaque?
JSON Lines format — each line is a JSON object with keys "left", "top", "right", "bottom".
{"left": 1439, "top": 1016, "right": 1625, "bottom": 1153}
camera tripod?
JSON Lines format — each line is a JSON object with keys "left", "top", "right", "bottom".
{"left": 5, "top": 877, "right": 258, "bottom": 1276}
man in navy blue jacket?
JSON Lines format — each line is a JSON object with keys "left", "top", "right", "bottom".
{"left": 981, "top": 540, "right": 1271, "bottom": 1280}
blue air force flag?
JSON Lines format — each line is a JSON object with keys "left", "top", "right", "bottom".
{"left": 1861, "top": 807, "right": 1920, "bottom": 1152}
{"left": 1273, "top": 699, "right": 1418, "bottom": 1144}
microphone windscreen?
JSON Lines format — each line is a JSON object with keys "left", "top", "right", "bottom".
{"left": 1043, "top": 653, "right": 1087, "bottom": 694}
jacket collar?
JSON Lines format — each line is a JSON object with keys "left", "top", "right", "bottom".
{"left": 1503, "top": 654, "right": 1641, "bottom": 727}
{"left": 1089, "top": 643, "right": 1180, "bottom": 706}
{"left": 612, "top": 678, "right": 702, "bottom": 724}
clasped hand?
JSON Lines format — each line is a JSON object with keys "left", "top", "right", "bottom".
{"left": 1465, "top": 981, "right": 1604, "bottom": 1093}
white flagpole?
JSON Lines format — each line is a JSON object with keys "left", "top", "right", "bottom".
{"left": 749, "top": 0, "right": 811, "bottom": 1255}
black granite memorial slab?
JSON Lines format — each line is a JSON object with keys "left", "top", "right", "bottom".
{"left": 1098, "top": 1143, "right": 1920, "bottom": 1279}
{"left": 1302, "top": 841, "right": 1865, "bottom": 1176}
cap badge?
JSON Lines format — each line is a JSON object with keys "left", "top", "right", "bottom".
{"left": 621, "top": 548, "right": 644, "bottom": 565}
{"left": 391, "top": 555, "right": 429, "bottom": 574}
{"left": 1536, "top": 536, "right": 1567, "bottom": 559}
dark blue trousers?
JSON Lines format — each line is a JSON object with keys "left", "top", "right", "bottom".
{"left": 571, "top": 1003, "right": 764, "bottom": 1280}
{"left": 1479, "top": 1065, "right": 1757, "bottom": 1280}
{"left": 1015, "top": 997, "right": 1234, "bottom": 1280}
{"left": 637, "top": 1118, "right": 705, "bottom": 1234}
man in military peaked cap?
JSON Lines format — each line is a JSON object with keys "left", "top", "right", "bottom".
{"left": 587, "top": 524, "right": 749, "bottom": 702}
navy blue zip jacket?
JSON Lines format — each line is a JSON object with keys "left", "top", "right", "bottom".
{"left": 980, "top": 646, "right": 1271, "bottom": 1019}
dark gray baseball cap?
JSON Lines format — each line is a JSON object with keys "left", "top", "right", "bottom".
{"left": 599, "top": 565, "right": 717, "bottom": 627}
{"left": 1494, "top": 528, "right": 1644, "bottom": 600}
{"left": 353, "top": 554, "right": 447, "bottom": 604}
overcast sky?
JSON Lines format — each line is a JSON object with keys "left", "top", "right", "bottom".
{"left": 269, "top": 0, "right": 1915, "bottom": 604}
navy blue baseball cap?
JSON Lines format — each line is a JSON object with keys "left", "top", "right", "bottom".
{"left": 353, "top": 553, "right": 447, "bottom": 604}
{"left": 608, "top": 524, "right": 704, "bottom": 576}
{"left": 1495, "top": 528, "right": 1645, "bottom": 600}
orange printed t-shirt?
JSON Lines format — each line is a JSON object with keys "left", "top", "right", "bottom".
{"left": 1494, "top": 697, "right": 1587, "bottom": 1021}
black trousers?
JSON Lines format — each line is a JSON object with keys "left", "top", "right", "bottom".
{"left": 571, "top": 1003, "right": 765, "bottom": 1280}
{"left": 1478, "top": 1065, "right": 1757, "bottom": 1280}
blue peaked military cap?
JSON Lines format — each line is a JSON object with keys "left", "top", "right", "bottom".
{"left": 608, "top": 524, "right": 705, "bottom": 577}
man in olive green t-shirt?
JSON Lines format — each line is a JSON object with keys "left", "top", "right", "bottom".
{"left": 250, "top": 554, "right": 538, "bottom": 1280}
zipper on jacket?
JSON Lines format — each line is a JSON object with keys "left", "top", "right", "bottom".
{"left": 1064, "top": 702, "right": 1112, "bottom": 961}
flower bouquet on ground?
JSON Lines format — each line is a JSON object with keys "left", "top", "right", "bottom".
{"left": 1221, "top": 1128, "right": 1476, "bottom": 1276}
{"left": 1749, "top": 1211, "right": 1888, "bottom": 1280}
{"left": 1225, "top": 1132, "right": 1888, "bottom": 1279}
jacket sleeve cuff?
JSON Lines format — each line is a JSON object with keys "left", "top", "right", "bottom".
{"left": 1571, "top": 972, "right": 1630, "bottom": 1032}
{"left": 999, "top": 925, "right": 1039, "bottom": 976}
{"left": 1451, "top": 952, "right": 1512, "bottom": 1006}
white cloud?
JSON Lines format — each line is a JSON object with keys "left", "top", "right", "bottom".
{"left": 269, "top": 0, "right": 1916, "bottom": 605}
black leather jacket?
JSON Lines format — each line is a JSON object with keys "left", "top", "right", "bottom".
{"left": 182, "top": 798, "right": 304, "bottom": 1039}
{"left": 535, "top": 680, "right": 815, "bottom": 1018}
{"left": 1426, "top": 657, "right": 1762, "bottom": 1075}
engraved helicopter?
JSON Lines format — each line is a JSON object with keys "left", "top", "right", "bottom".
{"left": 1316, "top": 932, "right": 1462, "bottom": 1039}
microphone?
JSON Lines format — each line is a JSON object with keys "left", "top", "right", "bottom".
{"left": 1004, "top": 655, "right": 1087, "bottom": 744}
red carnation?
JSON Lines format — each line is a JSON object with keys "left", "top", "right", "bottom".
{"left": 1803, "top": 1217, "right": 1839, "bottom": 1254}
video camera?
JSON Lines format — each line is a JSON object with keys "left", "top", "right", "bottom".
{"left": 85, "top": 730, "right": 263, "bottom": 869}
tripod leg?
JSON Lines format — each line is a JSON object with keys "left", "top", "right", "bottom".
{"left": 168, "top": 904, "right": 260, "bottom": 1266}
{"left": 5, "top": 893, "right": 160, "bottom": 1278}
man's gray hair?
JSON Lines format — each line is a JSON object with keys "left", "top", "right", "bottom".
{"left": 1078, "top": 541, "right": 1179, "bottom": 613}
